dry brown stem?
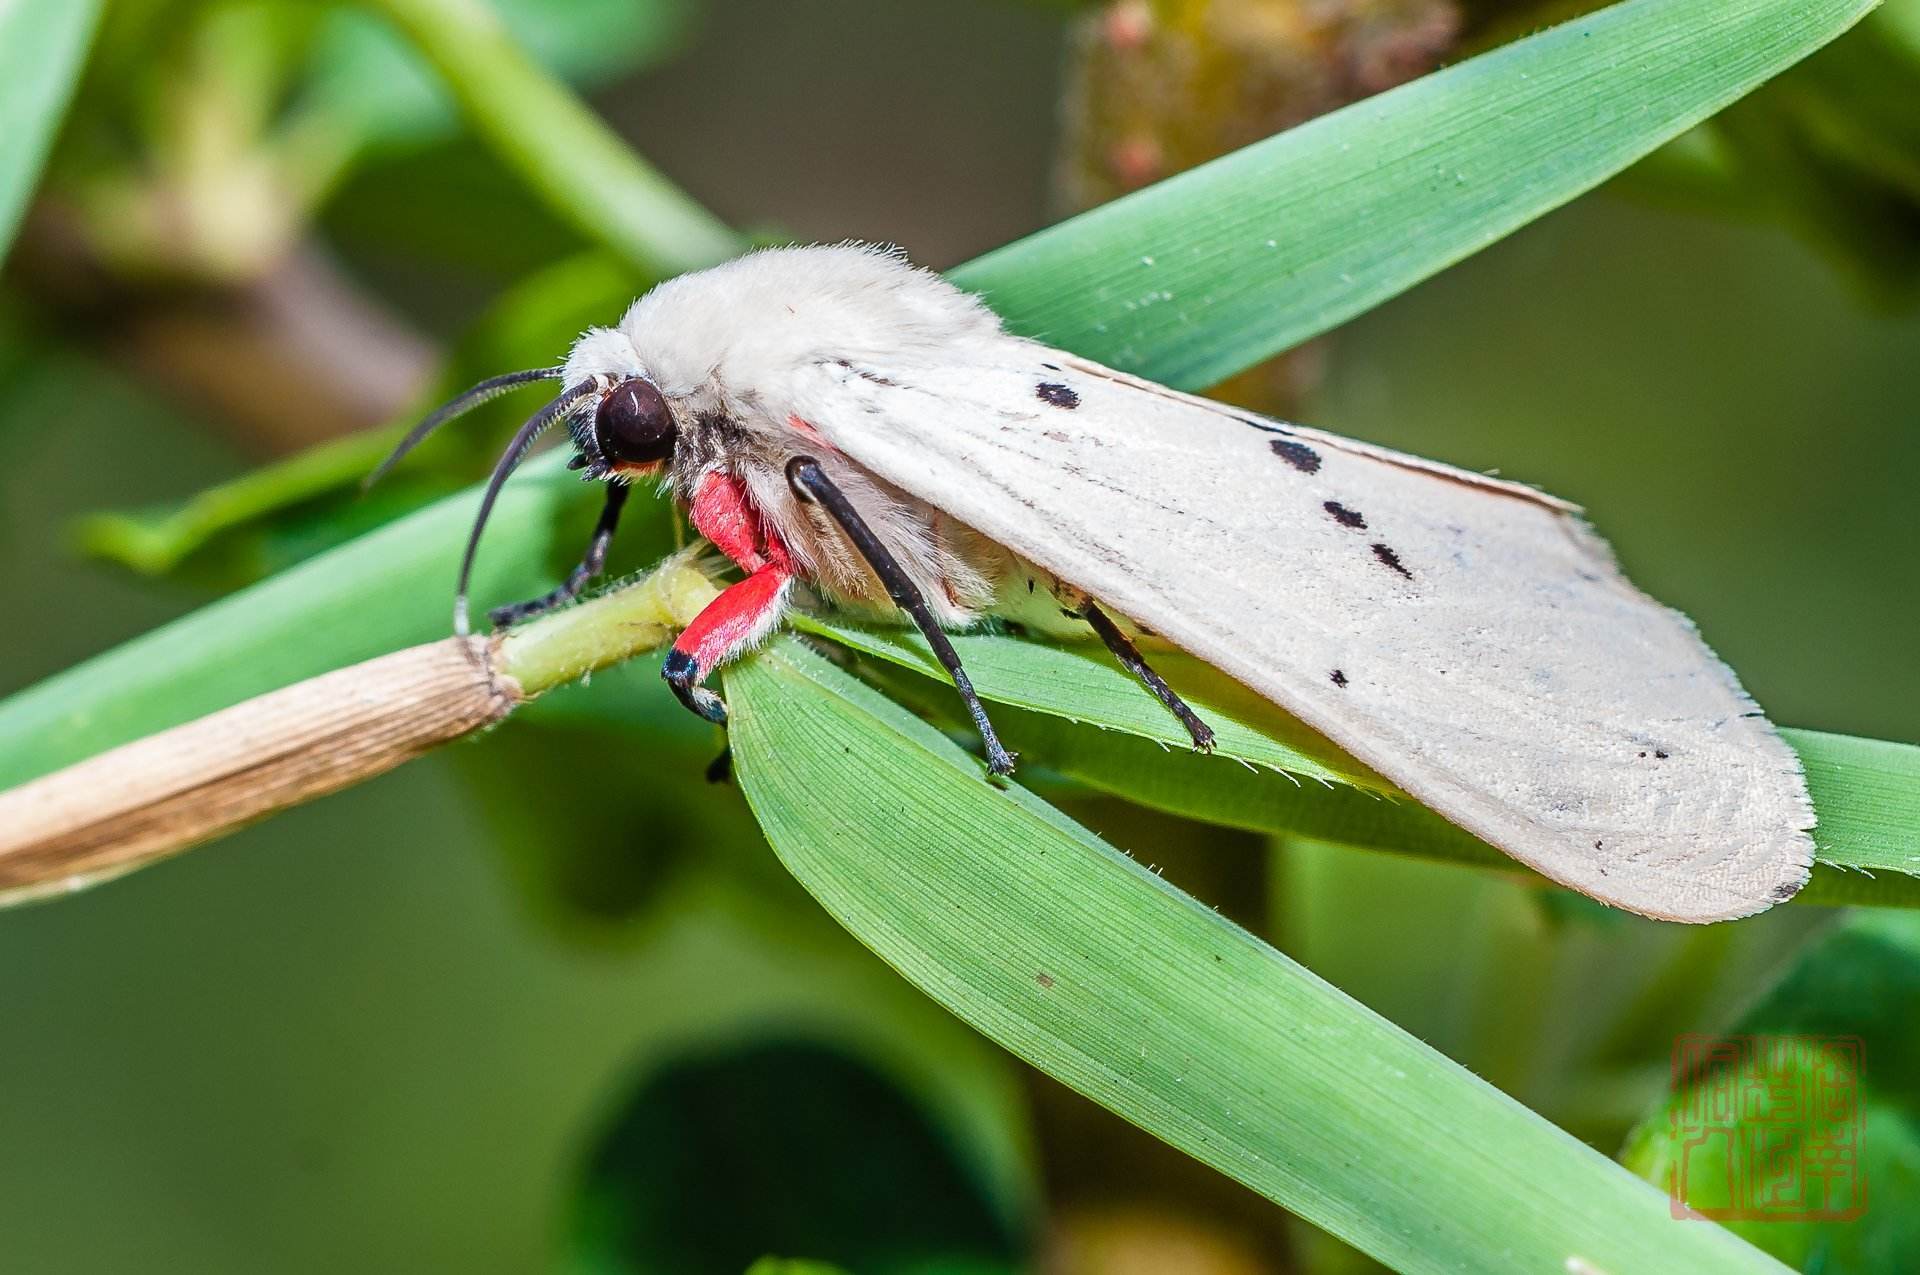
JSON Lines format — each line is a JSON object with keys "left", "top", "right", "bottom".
{"left": 0, "top": 638, "right": 519, "bottom": 903}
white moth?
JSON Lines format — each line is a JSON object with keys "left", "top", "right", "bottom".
{"left": 380, "top": 243, "right": 1815, "bottom": 923}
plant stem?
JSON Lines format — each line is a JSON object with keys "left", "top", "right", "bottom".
{"left": 496, "top": 554, "right": 718, "bottom": 692}
{"left": 0, "top": 555, "right": 719, "bottom": 907}
{"left": 361, "top": 0, "right": 744, "bottom": 277}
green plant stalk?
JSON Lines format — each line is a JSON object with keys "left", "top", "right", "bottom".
{"left": 495, "top": 552, "right": 717, "bottom": 692}
{"left": 0, "top": 554, "right": 722, "bottom": 909}
{"left": 0, "top": 460, "right": 579, "bottom": 790}
{"left": 360, "top": 0, "right": 742, "bottom": 276}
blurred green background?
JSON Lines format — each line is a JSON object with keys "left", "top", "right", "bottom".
{"left": 0, "top": 1, "right": 1915, "bottom": 1272}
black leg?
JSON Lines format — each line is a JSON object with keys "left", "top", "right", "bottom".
{"left": 786, "top": 457, "right": 1017, "bottom": 777}
{"left": 1079, "top": 602, "right": 1217, "bottom": 753}
{"left": 489, "top": 483, "right": 631, "bottom": 628}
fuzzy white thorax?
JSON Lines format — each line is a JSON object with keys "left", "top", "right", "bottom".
{"left": 562, "top": 244, "right": 1021, "bottom": 628}
{"left": 563, "top": 243, "right": 1001, "bottom": 398}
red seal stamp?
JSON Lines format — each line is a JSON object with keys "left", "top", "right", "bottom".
{"left": 1667, "top": 1033, "right": 1866, "bottom": 1222}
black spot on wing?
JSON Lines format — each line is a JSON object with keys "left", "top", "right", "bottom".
{"left": 1770, "top": 881, "right": 1802, "bottom": 902}
{"left": 1037, "top": 382, "right": 1080, "bottom": 409}
{"left": 1323, "top": 501, "right": 1366, "bottom": 529}
{"left": 1370, "top": 543, "right": 1413, "bottom": 579}
{"left": 1040, "top": 362, "right": 1061, "bottom": 372}
{"left": 1329, "top": 669, "right": 1348, "bottom": 687}
{"left": 1270, "top": 439, "right": 1321, "bottom": 473}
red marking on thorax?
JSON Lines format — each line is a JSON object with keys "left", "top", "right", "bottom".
{"left": 787, "top": 414, "right": 832, "bottom": 450}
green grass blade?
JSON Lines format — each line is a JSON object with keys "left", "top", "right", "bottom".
{"left": 803, "top": 624, "right": 1920, "bottom": 908}
{"left": 726, "top": 639, "right": 1790, "bottom": 1275}
{"left": 955, "top": 0, "right": 1879, "bottom": 390}
{"left": 0, "top": 0, "right": 103, "bottom": 259}
{"left": 1790, "top": 729, "right": 1920, "bottom": 877}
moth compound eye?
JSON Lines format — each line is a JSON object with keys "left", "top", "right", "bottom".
{"left": 594, "top": 379, "right": 676, "bottom": 467}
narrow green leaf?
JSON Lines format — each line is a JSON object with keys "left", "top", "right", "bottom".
{"left": 1790, "top": 729, "right": 1920, "bottom": 878}
{"left": 0, "top": 0, "right": 103, "bottom": 259}
{"left": 955, "top": 0, "right": 1880, "bottom": 389}
{"left": 727, "top": 640, "right": 1788, "bottom": 1275}
{"left": 816, "top": 624, "right": 1920, "bottom": 909}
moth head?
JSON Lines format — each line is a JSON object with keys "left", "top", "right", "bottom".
{"left": 567, "top": 376, "right": 677, "bottom": 481}
{"left": 363, "top": 325, "right": 682, "bottom": 635}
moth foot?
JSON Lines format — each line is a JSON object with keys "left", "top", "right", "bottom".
{"left": 985, "top": 744, "right": 1019, "bottom": 779}
{"left": 663, "top": 650, "right": 729, "bottom": 724}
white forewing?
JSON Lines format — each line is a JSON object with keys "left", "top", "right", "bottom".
{"left": 792, "top": 342, "right": 1816, "bottom": 922}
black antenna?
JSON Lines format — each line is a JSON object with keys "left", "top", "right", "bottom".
{"left": 453, "top": 381, "right": 598, "bottom": 636}
{"left": 365, "top": 367, "right": 565, "bottom": 490}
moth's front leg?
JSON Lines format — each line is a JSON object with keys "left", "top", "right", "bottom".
{"left": 662, "top": 471, "right": 794, "bottom": 724}
{"left": 489, "top": 483, "right": 631, "bottom": 628}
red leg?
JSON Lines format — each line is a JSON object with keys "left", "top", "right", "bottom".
{"left": 687, "top": 469, "right": 787, "bottom": 573}
{"left": 663, "top": 472, "right": 794, "bottom": 722}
